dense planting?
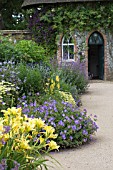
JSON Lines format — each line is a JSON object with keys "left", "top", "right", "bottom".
{"left": 17, "top": 99, "right": 98, "bottom": 148}
{"left": 0, "top": 107, "right": 59, "bottom": 169}
{"left": 0, "top": 35, "right": 47, "bottom": 63}
{"left": 0, "top": 35, "right": 98, "bottom": 169}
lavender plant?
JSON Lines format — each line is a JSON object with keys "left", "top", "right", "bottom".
{"left": 59, "top": 60, "right": 88, "bottom": 94}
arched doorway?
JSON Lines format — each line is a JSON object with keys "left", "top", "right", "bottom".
{"left": 88, "top": 31, "right": 104, "bottom": 80}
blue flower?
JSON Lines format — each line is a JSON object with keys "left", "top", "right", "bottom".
{"left": 70, "top": 136, "right": 73, "bottom": 141}
{"left": 72, "top": 125, "right": 76, "bottom": 131}
{"left": 61, "top": 134, "right": 66, "bottom": 140}
{"left": 58, "top": 120, "right": 65, "bottom": 126}
{"left": 74, "top": 120, "right": 80, "bottom": 125}
{"left": 82, "top": 130, "right": 88, "bottom": 135}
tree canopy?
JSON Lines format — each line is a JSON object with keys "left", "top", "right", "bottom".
{"left": 0, "top": 0, "right": 28, "bottom": 30}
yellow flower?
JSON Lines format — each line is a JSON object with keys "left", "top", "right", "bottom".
{"left": 51, "top": 79, "right": 54, "bottom": 83}
{"left": 50, "top": 84, "right": 55, "bottom": 93}
{"left": 19, "top": 137, "right": 31, "bottom": 150}
{"left": 3, "top": 133, "right": 10, "bottom": 142}
{"left": 44, "top": 126, "right": 55, "bottom": 135}
{"left": 22, "top": 122, "right": 34, "bottom": 132}
{"left": 56, "top": 76, "right": 59, "bottom": 82}
{"left": 0, "top": 122, "right": 3, "bottom": 134}
{"left": 34, "top": 118, "right": 45, "bottom": 129}
{"left": 39, "top": 136, "right": 45, "bottom": 144}
{"left": 49, "top": 133, "right": 58, "bottom": 139}
{"left": 48, "top": 140, "right": 59, "bottom": 150}
{"left": 57, "top": 83, "right": 60, "bottom": 89}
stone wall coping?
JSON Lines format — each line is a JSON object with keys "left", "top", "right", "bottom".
{"left": 0, "top": 30, "right": 31, "bottom": 34}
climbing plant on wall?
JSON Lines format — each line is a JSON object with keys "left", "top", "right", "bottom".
{"left": 28, "top": 2, "right": 113, "bottom": 57}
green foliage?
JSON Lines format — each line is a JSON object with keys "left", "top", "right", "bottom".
{"left": 16, "top": 63, "right": 45, "bottom": 95}
{"left": 29, "top": 2, "right": 113, "bottom": 56}
{"left": 59, "top": 62, "right": 88, "bottom": 94}
{"left": 0, "top": 35, "right": 16, "bottom": 62}
{"left": 0, "top": 60, "right": 98, "bottom": 149}
{"left": 0, "top": 35, "right": 48, "bottom": 63}
{"left": 14, "top": 40, "right": 47, "bottom": 63}
{"left": 0, "top": 0, "right": 28, "bottom": 30}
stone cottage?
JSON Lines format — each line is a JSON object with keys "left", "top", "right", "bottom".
{"left": 22, "top": 0, "right": 113, "bottom": 80}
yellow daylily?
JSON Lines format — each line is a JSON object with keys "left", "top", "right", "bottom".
{"left": 57, "top": 83, "right": 60, "bottom": 89}
{"left": 39, "top": 136, "right": 45, "bottom": 144}
{"left": 48, "top": 140, "right": 59, "bottom": 150}
{"left": 56, "top": 75, "right": 59, "bottom": 82}
{"left": 34, "top": 118, "right": 45, "bottom": 129}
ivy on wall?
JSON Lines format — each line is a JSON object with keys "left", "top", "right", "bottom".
{"left": 28, "top": 2, "right": 113, "bottom": 57}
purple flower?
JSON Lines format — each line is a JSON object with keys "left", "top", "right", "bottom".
{"left": 74, "top": 120, "right": 80, "bottom": 125}
{"left": 30, "top": 102, "right": 34, "bottom": 107}
{"left": 0, "top": 159, "right": 7, "bottom": 170}
{"left": 68, "top": 125, "right": 71, "bottom": 129}
{"left": 70, "top": 136, "right": 73, "bottom": 141}
{"left": 2, "top": 139, "right": 6, "bottom": 145}
{"left": 22, "top": 95, "right": 26, "bottom": 99}
{"left": 48, "top": 117, "right": 55, "bottom": 122}
{"left": 11, "top": 161, "right": 20, "bottom": 170}
{"left": 70, "top": 115, "right": 75, "bottom": 120}
{"left": 54, "top": 108, "right": 58, "bottom": 112}
{"left": 22, "top": 108, "right": 30, "bottom": 113}
{"left": 58, "top": 120, "right": 65, "bottom": 126}
{"left": 83, "top": 109, "right": 87, "bottom": 113}
{"left": 82, "top": 130, "right": 88, "bottom": 135}
{"left": 72, "top": 125, "right": 76, "bottom": 131}
{"left": 60, "top": 131, "right": 63, "bottom": 135}
{"left": 3, "top": 126, "right": 11, "bottom": 133}
{"left": 83, "top": 138, "right": 87, "bottom": 143}
{"left": 62, "top": 134, "right": 66, "bottom": 140}
{"left": 33, "top": 100, "right": 37, "bottom": 107}
{"left": 64, "top": 130, "right": 67, "bottom": 133}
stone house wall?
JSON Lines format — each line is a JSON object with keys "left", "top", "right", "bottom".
{"left": 57, "top": 29, "right": 113, "bottom": 81}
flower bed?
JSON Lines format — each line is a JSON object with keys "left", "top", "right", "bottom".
{"left": 0, "top": 107, "right": 59, "bottom": 169}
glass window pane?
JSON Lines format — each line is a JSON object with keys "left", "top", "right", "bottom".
{"left": 89, "top": 32, "right": 103, "bottom": 45}
{"left": 69, "top": 37, "right": 73, "bottom": 43}
{"left": 63, "top": 37, "right": 68, "bottom": 44}
{"left": 63, "top": 45, "right": 68, "bottom": 60}
{"left": 69, "top": 45, "right": 74, "bottom": 59}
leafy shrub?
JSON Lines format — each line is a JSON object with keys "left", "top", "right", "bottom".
{"left": 0, "top": 35, "right": 48, "bottom": 64}
{"left": 16, "top": 63, "right": 44, "bottom": 94}
{"left": 0, "top": 62, "right": 51, "bottom": 100}
{"left": 0, "top": 107, "right": 59, "bottom": 169}
{"left": 14, "top": 40, "right": 47, "bottom": 63}
{"left": 0, "top": 35, "right": 16, "bottom": 62}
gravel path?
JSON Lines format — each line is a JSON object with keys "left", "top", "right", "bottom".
{"left": 47, "top": 81, "right": 113, "bottom": 170}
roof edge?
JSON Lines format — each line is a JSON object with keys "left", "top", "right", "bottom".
{"left": 22, "top": 0, "right": 112, "bottom": 9}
